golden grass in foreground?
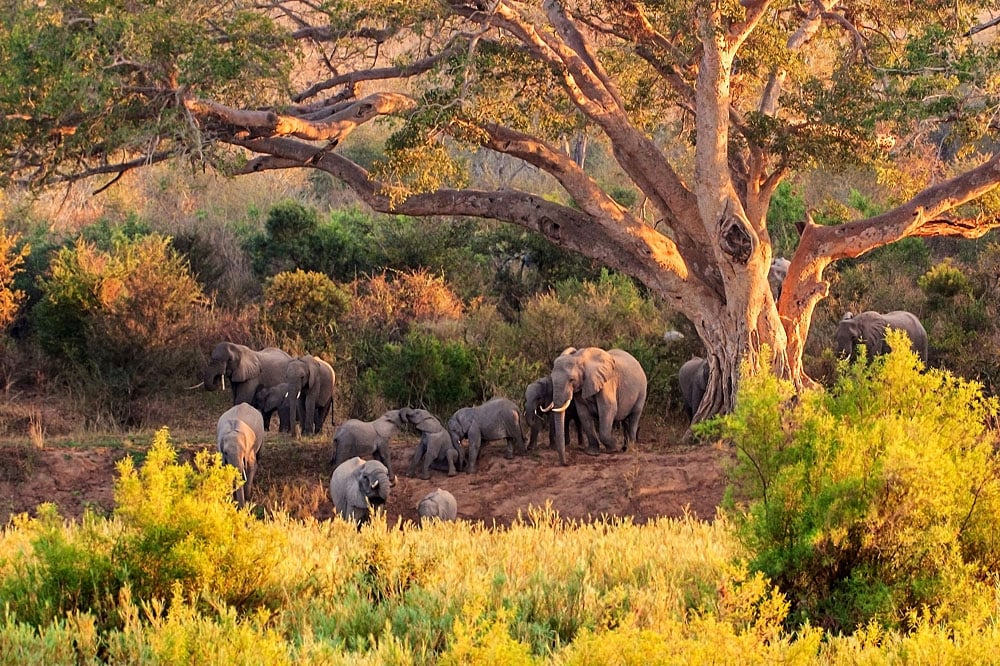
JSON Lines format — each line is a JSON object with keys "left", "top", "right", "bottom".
{"left": 1, "top": 429, "right": 1000, "bottom": 664}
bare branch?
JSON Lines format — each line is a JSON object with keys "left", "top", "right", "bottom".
{"left": 184, "top": 92, "right": 416, "bottom": 142}
{"left": 293, "top": 40, "right": 468, "bottom": 103}
{"left": 966, "top": 14, "right": 1000, "bottom": 37}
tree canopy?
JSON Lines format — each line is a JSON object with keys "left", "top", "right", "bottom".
{"left": 2, "top": 0, "right": 999, "bottom": 418}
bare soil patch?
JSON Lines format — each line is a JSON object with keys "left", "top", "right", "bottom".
{"left": 0, "top": 396, "right": 733, "bottom": 527}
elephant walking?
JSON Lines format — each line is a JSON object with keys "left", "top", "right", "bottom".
{"left": 417, "top": 488, "right": 458, "bottom": 523}
{"left": 332, "top": 409, "right": 408, "bottom": 479}
{"left": 204, "top": 342, "right": 292, "bottom": 406}
{"left": 678, "top": 357, "right": 709, "bottom": 421}
{"left": 329, "top": 457, "right": 391, "bottom": 526}
{"left": 524, "top": 376, "right": 584, "bottom": 451}
{"left": 216, "top": 402, "right": 265, "bottom": 507}
{"left": 447, "top": 397, "right": 524, "bottom": 474}
{"left": 402, "top": 408, "right": 463, "bottom": 479}
{"left": 547, "top": 347, "right": 647, "bottom": 464}
{"left": 835, "top": 310, "right": 928, "bottom": 364}
{"left": 285, "top": 355, "right": 336, "bottom": 436}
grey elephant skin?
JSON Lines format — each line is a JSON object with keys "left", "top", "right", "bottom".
{"left": 417, "top": 488, "right": 458, "bottom": 523}
{"left": 329, "top": 457, "right": 390, "bottom": 526}
{"left": 284, "top": 355, "right": 336, "bottom": 436}
{"left": 403, "top": 408, "right": 462, "bottom": 479}
{"left": 254, "top": 382, "right": 292, "bottom": 433}
{"left": 448, "top": 398, "right": 524, "bottom": 474}
{"left": 678, "top": 357, "right": 709, "bottom": 421}
{"left": 204, "top": 342, "right": 292, "bottom": 406}
{"left": 216, "top": 402, "right": 265, "bottom": 507}
{"left": 768, "top": 257, "right": 790, "bottom": 300}
{"left": 524, "top": 376, "right": 583, "bottom": 452}
{"left": 548, "top": 347, "right": 647, "bottom": 464}
{"left": 332, "top": 409, "right": 407, "bottom": 478}
{"left": 835, "top": 310, "right": 928, "bottom": 364}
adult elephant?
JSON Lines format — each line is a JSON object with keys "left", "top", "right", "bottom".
{"left": 417, "top": 488, "right": 458, "bottom": 523}
{"left": 204, "top": 342, "right": 292, "bottom": 407}
{"left": 284, "top": 355, "right": 336, "bottom": 436}
{"left": 524, "top": 376, "right": 584, "bottom": 452}
{"left": 331, "top": 409, "right": 408, "bottom": 479}
{"left": 329, "top": 457, "right": 390, "bottom": 526}
{"left": 447, "top": 397, "right": 524, "bottom": 474}
{"left": 678, "top": 357, "right": 709, "bottom": 421}
{"left": 835, "top": 310, "right": 929, "bottom": 364}
{"left": 402, "top": 408, "right": 463, "bottom": 479}
{"left": 545, "top": 347, "right": 647, "bottom": 465}
{"left": 216, "top": 402, "right": 265, "bottom": 508}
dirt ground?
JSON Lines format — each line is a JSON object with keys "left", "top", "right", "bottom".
{"left": 0, "top": 398, "right": 734, "bottom": 528}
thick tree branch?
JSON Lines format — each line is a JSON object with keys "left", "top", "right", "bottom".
{"left": 184, "top": 92, "right": 416, "bottom": 142}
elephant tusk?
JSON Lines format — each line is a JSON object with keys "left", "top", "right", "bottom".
{"left": 221, "top": 375, "right": 225, "bottom": 391}
{"left": 186, "top": 381, "right": 204, "bottom": 390}
{"left": 551, "top": 396, "right": 573, "bottom": 413}
{"left": 296, "top": 391, "right": 301, "bottom": 400}
{"left": 539, "top": 402, "right": 554, "bottom": 413}
{"left": 371, "top": 479, "right": 379, "bottom": 489}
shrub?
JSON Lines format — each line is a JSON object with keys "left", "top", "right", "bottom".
{"left": 0, "top": 225, "right": 29, "bottom": 334}
{"left": 707, "top": 335, "right": 1000, "bottom": 632}
{"left": 31, "top": 234, "right": 209, "bottom": 425}
{"left": 373, "top": 330, "right": 477, "bottom": 416}
{"left": 262, "top": 269, "right": 352, "bottom": 357}
{"left": 919, "top": 258, "right": 972, "bottom": 302}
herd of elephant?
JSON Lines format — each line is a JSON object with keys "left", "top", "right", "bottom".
{"left": 206, "top": 342, "right": 650, "bottom": 525}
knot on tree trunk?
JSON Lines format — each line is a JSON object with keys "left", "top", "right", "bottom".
{"left": 718, "top": 210, "right": 754, "bottom": 264}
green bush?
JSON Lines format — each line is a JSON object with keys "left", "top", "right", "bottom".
{"left": 919, "top": 258, "right": 972, "bottom": 301}
{"left": 262, "top": 269, "right": 351, "bottom": 357}
{"left": 707, "top": 334, "right": 1000, "bottom": 632}
{"left": 31, "top": 234, "right": 209, "bottom": 425}
{"left": 373, "top": 329, "right": 477, "bottom": 417}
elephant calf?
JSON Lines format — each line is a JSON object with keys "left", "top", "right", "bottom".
{"left": 525, "top": 376, "right": 584, "bottom": 452}
{"left": 332, "top": 409, "right": 407, "bottom": 479}
{"left": 254, "top": 382, "right": 292, "bottom": 433}
{"left": 329, "top": 457, "right": 391, "bottom": 527}
{"left": 448, "top": 397, "right": 524, "bottom": 474}
{"left": 417, "top": 488, "right": 458, "bottom": 523}
{"left": 402, "top": 408, "right": 463, "bottom": 479}
{"left": 216, "top": 402, "right": 265, "bottom": 508}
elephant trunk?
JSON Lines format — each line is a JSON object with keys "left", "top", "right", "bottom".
{"left": 550, "top": 395, "right": 573, "bottom": 413}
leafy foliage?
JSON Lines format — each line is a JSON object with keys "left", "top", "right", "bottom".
{"left": 31, "top": 233, "right": 208, "bottom": 425}
{"left": 0, "top": 225, "right": 29, "bottom": 334}
{"left": 262, "top": 269, "right": 351, "bottom": 357}
{"left": 708, "top": 336, "right": 1000, "bottom": 631}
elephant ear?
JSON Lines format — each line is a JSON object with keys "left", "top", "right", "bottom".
{"left": 581, "top": 350, "right": 614, "bottom": 399}
{"left": 305, "top": 356, "right": 320, "bottom": 388}
{"left": 859, "top": 313, "right": 888, "bottom": 348}
{"left": 230, "top": 349, "right": 261, "bottom": 382}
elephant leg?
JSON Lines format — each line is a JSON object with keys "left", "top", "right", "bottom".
{"left": 376, "top": 441, "right": 394, "bottom": 480}
{"left": 446, "top": 447, "right": 458, "bottom": 476}
{"left": 467, "top": 434, "right": 482, "bottom": 473}
{"left": 408, "top": 442, "right": 425, "bottom": 478}
{"left": 504, "top": 436, "right": 514, "bottom": 459}
{"left": 579, "top": 411, "right": 601, "bottom": 456}
{"left": 597, "top": 404, "right": 620, "bottom": 452}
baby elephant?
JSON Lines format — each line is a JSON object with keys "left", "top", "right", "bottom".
{"left": 332, "top": 409, "right": 408, "bottom": 479}
{"left": 417, "top": 488, "right": 458, "bottom": 524}
{"left": 216, "top": 402, "right": 265, "bottom": 507}
{"left": 254, "top": 382, "right": 292, "bottom": 433}
{"left": 403, "top": 408, "right": 463, "bottom": 479}
{"left": 448, "top": 397, "right": 524, "bottom": 474}
{"left": 329, "top": 457, "right": 391, "bottom": 526}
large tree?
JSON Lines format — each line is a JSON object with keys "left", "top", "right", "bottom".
{"left": 2, "top": 0, "right": 999, "bottom": 419}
